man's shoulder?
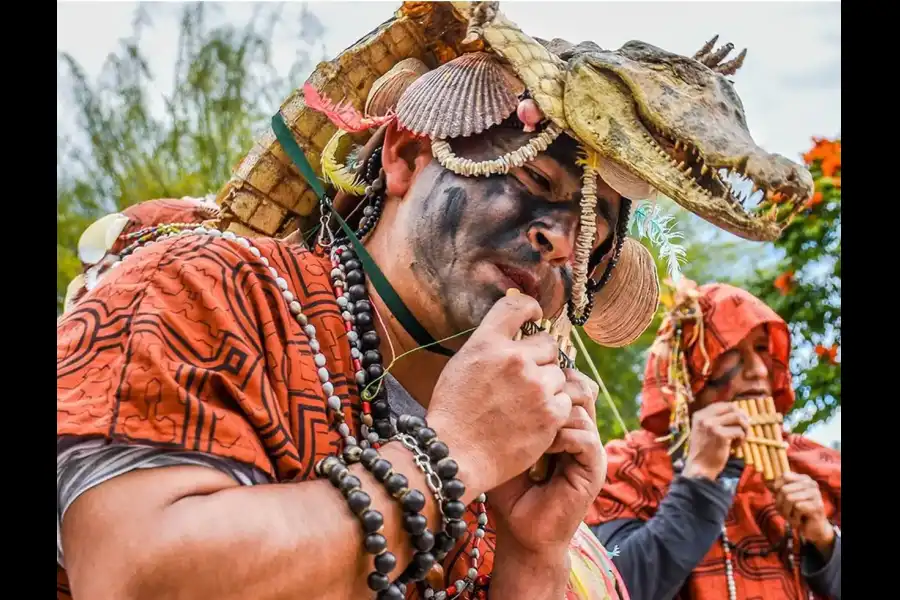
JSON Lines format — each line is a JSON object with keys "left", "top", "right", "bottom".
{"left": 787, "top": 433, "right": 841, "bottom": 461}
{"left": 61, "top": 232, "right": 337, "bottom": 327}
{"left": 99, "top": 232, "right": 330, "bottom": 293}
{"left": 787, "top": 433, "right": 837, "bottom": 452}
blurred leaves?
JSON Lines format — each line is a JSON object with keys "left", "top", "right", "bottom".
{"left": 745, "top": 138, "right": 841, "bottom": 433}
{"left": 56, "top": 2, "right": 324, "bottom": 314}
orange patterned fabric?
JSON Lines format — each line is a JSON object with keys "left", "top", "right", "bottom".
{"left": 66, "top": 198, "right": 219, "bottom": 310}
{"left": 585, "top": 284, "right": 841, "bottom": 600}
{"left": 56, "top": 233, "right": 496, "bottom": 599}
{"left": 102, "top": 197, "right": 219, "bottom": 258}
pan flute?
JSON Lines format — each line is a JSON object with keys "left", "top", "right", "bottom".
{"left": 507, "top": 290, "right": 578, "bottom": 484}
{"left": 732, "top": 396, "right": 791, "bottom": 481}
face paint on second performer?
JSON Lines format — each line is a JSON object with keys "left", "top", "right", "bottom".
{"left": 692, "top": 324, "right": 774, "bottom": 412}
{"left": 402, "top": 127, "right": 621, "bottom": 331}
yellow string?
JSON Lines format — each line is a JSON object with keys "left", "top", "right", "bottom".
{"left": 360, "top": 326, "right": 477, "bottom": 401}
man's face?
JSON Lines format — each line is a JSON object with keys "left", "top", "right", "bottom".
{"left": 398, "top": 128, "right": 622, "bottom": 332}
{"left": 692, "top": 324, "right": 774, "bottom": 412}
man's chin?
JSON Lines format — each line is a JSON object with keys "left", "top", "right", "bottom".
{"left": 445, "top": 288, "right": 498, "bottom": 332}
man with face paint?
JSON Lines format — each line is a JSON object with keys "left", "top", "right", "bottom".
{"left": 56, "top": 40, "right": 654, "bottom": 600}
{"left": 585, "top": 280, "right": 841, "bottom": 600}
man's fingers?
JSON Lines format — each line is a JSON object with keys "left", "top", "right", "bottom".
{"left": 517, "top": 332, "right": 562, "bottom": 366}
{"left": 780, "top": 471, "right": 805, "bottom": 484}
{"left": 547, "top": 428, "right": 602, "bottom": 469}
{"left": 548, "top": 392, "right": 574, "bottom": 426}
{"left": 535, "top": 364, "right": 568, "bottom": 396}
{"left": 711, "top": 425, "right": 747, "bottom": 443}
{"left": 562, "top": 369, "right": 599, "bottom": 422}
{"left": 775, "top": 493, "right": 794, "bottom": 519}
{"left": 475, "top": 292, "right": 543, "bottom": 340}
{"left": 709, "top": 410, "right": 751, "bottom": 432}
{"left": 561, "top": 406, "right": 595, "bottom": 432}
{"left": 783, "top": 488, "right": 820, "bottom": 507}
{"left": 778, "top": 481, "right": 815, "bottom": 498}
{"left": 791, "top": 500, "right": 818, "bottom": 521}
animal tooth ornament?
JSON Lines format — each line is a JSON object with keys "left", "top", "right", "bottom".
{"left": 61, "top": 3, "right": 818, "bottom": 599}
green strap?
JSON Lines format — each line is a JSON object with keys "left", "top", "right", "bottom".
{"left": 271, "top": 113, "right": 455, "bottom": 358}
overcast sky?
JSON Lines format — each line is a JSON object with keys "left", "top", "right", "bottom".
{"left": 56, "top": 0, "right": 841, "bottom": 446}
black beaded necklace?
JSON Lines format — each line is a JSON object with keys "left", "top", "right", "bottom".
{"left": 324, "top": 149, "right": 491, "bottom": 599}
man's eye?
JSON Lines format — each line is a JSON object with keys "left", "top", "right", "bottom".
{"left": 526, "top": 167, "right": 552, "bottom": 192}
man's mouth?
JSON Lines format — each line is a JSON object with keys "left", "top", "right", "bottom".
{"left": 495, "top": 263, "right": 542, "bottom": 303}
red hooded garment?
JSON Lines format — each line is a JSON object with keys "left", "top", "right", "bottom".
{"left": 585, "top": 283, "right": 841, "bottom": 600}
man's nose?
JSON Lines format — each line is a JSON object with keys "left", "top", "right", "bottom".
{"left": 744, "top": 350, "right": 771, "bottom": 381}
{"left": 526, "top": 223, "right": 576, "bottom": 267}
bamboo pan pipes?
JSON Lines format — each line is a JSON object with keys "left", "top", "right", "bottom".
{"left": 733, "top": 396, "right": 791, "bottom": 481}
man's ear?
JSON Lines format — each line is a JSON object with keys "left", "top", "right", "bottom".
{"left": 381, "top": 121, "right": 433, "bottom": 198}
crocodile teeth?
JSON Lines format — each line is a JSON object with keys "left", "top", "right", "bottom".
{"left": 701, "top": 164, "right": 708, "bottom": 176}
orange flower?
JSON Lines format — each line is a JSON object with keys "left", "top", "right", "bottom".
{"left": 803, "top": 137, "right": 841, "bottom": 166}
{"left": 821, "top": 153, "right": 841, "bottom": 177}
{"left": 805, "top": 192, "right": 824, "bottom": 209}
{"left": 771, "top": 192, "right": 787, "bottom": 204}
{"left": 773, "top": 270, "right": 794, "bottom": 295}
{"left": 815, "top": 344, "right": 839, "bottom": 365}
{"left": 831, "top": 177, "right": 841, "bottom": 189}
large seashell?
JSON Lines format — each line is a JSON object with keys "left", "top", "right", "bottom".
{"left": 597, "top": 159, "right": 655, "bottom": 201}
{"left": 584, "top": 238, "right": 660, "bottom": 347}
{"left": 365, "top": 58, "right": 430, "bottom": 117}
{"left": 396, "top": 52, "right": 526, "bottom": 140}
{"left": 77, "top": 212, "right": 131, "bottom": 266}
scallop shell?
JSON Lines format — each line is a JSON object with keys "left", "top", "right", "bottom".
{"left": 596, "top": 159, "right": 655, "bottom": 201}
{"left": 365, "top": 58, "right": 431, "bottom": 117}
{"left": 583, "top": 238, "right": 660, "bottom": 347}
{"left": 396, "top": 52, "right": 526, "bottom": 139}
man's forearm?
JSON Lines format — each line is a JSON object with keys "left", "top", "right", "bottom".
{"left": 591, "top": 473, "right": 735, "bottom": 600}
{"left": 802, "top": 534, "right": 841, "bottom": 600}
{"left": 66, "top": 443, "right": 446, "bottom": 600}
{"left": 488, "top": 523, "right": 570, "bottom": 600}
{"left": 489, "top": 536, "right": 570, "bottom": 600}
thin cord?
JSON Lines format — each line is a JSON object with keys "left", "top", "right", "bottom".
{"left": 572, "top": 328, "right": 631, "bottom": 438}
{"left": 361, "top": 326, "right": 477, "bottom": 401}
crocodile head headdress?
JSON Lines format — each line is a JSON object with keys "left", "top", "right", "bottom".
{"left": 211, "top": 0, "right": 814, "bottom": 348}
{"left": 556, "top": 36, "right": 813, "bottom": 242}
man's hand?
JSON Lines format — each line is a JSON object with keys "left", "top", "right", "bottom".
{"left": 682, "top": 403, "right": 751, "bottom": 481}
{"left": 772, "top": 472, "right": 835, "bottom": 557}
{"left": 426, "top": 293, "right": 572, "bottom": 503}
{"left": 488, "top": 368, "right": 606, "bottom": 555}
{"left": 487, "top": 368, "right": 605, "bottom": 599}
